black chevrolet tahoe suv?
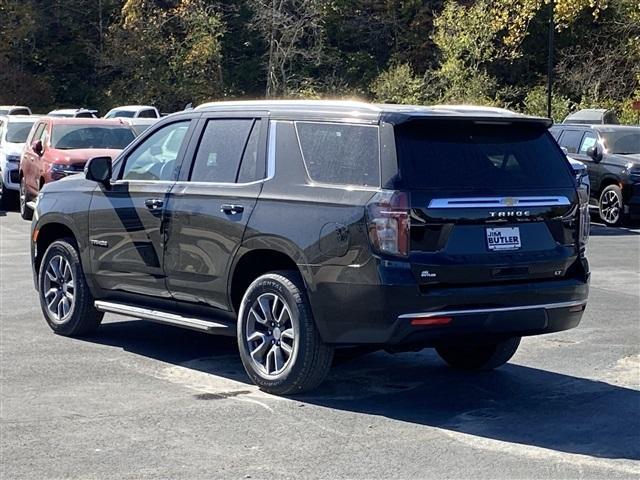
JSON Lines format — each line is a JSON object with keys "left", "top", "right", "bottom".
{"left": 551, "top": 123, "right": 640, "bottom": 226}
{"left": 31, "top": 101, "right": 590, "bottom": 394}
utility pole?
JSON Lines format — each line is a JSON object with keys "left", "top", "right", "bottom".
{"left": 547, "top": 0, "right": 555, "bottom": 120}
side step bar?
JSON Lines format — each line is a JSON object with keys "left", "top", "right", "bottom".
{"left": 94, "top": 301, "right": 233, "bottom": 334}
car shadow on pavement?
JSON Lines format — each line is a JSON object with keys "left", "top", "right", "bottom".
{"left": 590, "top": 223, "right": 640, "bottom": 236}
{"left": 87, "top": 319, "right": 639, "bottom": 462}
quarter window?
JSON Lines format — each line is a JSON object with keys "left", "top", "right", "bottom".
{"left": 190, "top": 119, "right": 255, "bottom": 183}
{"left": 121, "top": 121, "right": 190, "bottom": 181}
{"left": 295, "top": 122, "right": 380, "bottom": 187}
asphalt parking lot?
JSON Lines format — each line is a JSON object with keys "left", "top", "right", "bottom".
{"left": 1, "top": 208, "right": 639, "bottom": 479}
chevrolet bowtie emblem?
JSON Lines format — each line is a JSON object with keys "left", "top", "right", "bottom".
{"left": 503, "top": 197, "right": 518, "bottom": 207}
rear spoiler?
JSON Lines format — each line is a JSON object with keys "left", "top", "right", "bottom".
{"left": 382, "top": 113, "right": 553, "bottom": 129}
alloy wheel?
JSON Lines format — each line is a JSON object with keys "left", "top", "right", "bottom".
{"left": 245, "top": 292, "right": 296, "bottom": 376}
{"left": 600, "top": 190, "right": 621, "bottom": 224}
{"left": 42, "top": 255, "right": 75, "bottom": 324}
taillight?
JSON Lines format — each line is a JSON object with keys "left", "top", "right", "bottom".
{"left": 366, "top": 190, "right": 410, "bottom": 257}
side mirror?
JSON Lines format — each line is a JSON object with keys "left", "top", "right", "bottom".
{"left": 32, "top": 140, "right": 43, "bottom": 156}
{"left": 586, "top": 146, "right": 603, "bottom": 162}
{"left": 85, "top": 156, "right": 112, "bottom": 185}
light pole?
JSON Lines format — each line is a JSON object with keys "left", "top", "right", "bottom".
{"left": 547, "top": 0, "right": 555, "bottom": 120}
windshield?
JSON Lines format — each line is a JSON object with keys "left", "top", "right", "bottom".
{"left": 51, "top": 125, "right": 135, "bottom": 150}
{"left": 106, "top": 110, "right": 135, "bottom": 118}
{"left": 599, "top": 130, "right": 640, "bottom": 155}
{"left": 395, "top": 121, "right": 574, "bottom": 191}
{"left": 6, "top": 121, "right": 37, "bottom": 143}
{"left": 0, "top": 109, "right": 9, "bottom": 115}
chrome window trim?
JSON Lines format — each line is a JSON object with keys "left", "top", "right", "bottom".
{"left": 398, "top": 300, "right": 586, "bottom": 319}
{"left": 428, "top": 196, "right": 571, "bottom": 209}
{"left": 173, "top": 119, "right": 276, "bottom": 187}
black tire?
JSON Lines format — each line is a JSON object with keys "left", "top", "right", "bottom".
{"left": 436, "top": 337, "right": 521, "bottom": 370}
{"left": 38, "top": 238, "right": 103, "bottom": 336}
{"left": 19, "top": 177, "right": 33, "bottom": 220}
{"left": 598, "top": 185, "right": 625, "bottom": 227}
{"left": 237, "top": 270, "right": 333, "bottom": 395}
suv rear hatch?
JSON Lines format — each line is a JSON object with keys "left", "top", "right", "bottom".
{"left": 390, "top": 119, "right": 584, "bottom": 287}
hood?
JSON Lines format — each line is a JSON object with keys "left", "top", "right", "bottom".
{"left": 617, "top": 153, "right": 640, "bottom": 162}
{"left": 49, "top": 148, "right": 122, "bottom": 165}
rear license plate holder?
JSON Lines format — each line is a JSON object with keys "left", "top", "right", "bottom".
{"left": 486, "top": 227, "right": 521, "bottom": 251}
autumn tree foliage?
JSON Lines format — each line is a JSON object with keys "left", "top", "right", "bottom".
{"left": 0, "top": 0, "right": 638, "bottom": 121}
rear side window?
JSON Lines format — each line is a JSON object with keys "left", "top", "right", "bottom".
{"left": 190, "top": 119, "right": 254, "bottom": 183}
{"left": 237, "top": 120, "right": 263, "bottom": 183}
{"left": 395, "top": 121, "right": 574, "bottom": 190}
{"left": 558, "top": 129, "right": 584, "bottom": 153}
{"left": 295, "top": 122, "right": 380, "bottom": 187}
{"left": 578, "top": 132, "right": 598, "bottom": 154}
{"left": 139, "top": 109, "right": 157, "bottom": 118}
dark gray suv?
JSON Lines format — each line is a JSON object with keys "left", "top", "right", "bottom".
{"left": 31, "top": 101, "right": 590, "bottom": 394}
{"left": 551, "top": 124, "right": 640, "bottom": 226}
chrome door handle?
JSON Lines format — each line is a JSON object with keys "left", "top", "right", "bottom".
{"left": 145, "top": 198, "right": 164, "bottom": 210}
{"left": 221, "top": 204, "right": 244, "bottom": 215}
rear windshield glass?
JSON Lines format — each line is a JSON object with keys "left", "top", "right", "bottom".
{"left": 51, "top": 125, "right": 135, "bottom": 150}
{"left": 599, "top": 130, "right": 640, "bottom": 155}
{"left": 296, "top": 122, "right": 380, "bottom": 187}
{"left": 6, "top": 121, "right": 36, "bottom": 143}
{"left": 106, "top": 110, "right": 135, "bottom": 118}
{"left": 395, "top": 121, "right": 574, "bottom": 190}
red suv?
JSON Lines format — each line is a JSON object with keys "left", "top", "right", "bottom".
{"left": 19, "top": 118, "right": 135, "bottom": 219}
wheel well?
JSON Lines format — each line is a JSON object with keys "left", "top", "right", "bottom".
{"left": 230, "top": 249, "right": 300, "bottom": 313}
{"left": 598, "top": 177, "right": 620, "bottom": 195}
{"left": 35, "top": 223, "right": 76, "bottom": 274}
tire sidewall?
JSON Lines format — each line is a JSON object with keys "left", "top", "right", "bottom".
{"left": 38, "top": 240, "right": 85, "bottom": 335}
{"left": 19, "top": 177, "right": 32, "bottom": 220}
{"left": 237, "top": 274, "right": 307, "bottom": 390}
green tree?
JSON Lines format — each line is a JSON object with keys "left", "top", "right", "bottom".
{"left": 371, "top": 63, "right": 423, "bottom": 104}
{"left": 428, "top": 0, "right": 499, "bottom": 105}
{"left": 104, "top": 0, "right": 224, "bottom": 111}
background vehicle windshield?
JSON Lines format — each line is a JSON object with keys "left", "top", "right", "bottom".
{"left": 51, "top": 125, "right": 135, "bottom": 149}
{"left": 599, "top": 130, "right": 640, "bottom": 155}
{"left": 6, "top": 121, "right": 37, "bottom": 143}
{"left": 395, "top": 121, "right": 574, "bottom": 191}
{"left": 105, "top": 110, "right": 135, "bottom": 118}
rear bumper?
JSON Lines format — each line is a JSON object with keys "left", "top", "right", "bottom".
{"left": 309, "top": 259, "right": 589, "bottom": 346}
{"left": 386, "top": 299, "right": 585, "bottom": 346}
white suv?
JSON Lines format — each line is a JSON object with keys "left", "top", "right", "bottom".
{"left": 0, "top": 115, "right": 41, "bottom": 209}
{"left": 0, "top": 106, "right": 32, "bottom": 116}
{"left": 104, "top": 105, "right": 160, "bottom": 119}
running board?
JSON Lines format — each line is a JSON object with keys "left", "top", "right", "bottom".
{"left": 94, "top": 301, "right": 232, "bottom": 334}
